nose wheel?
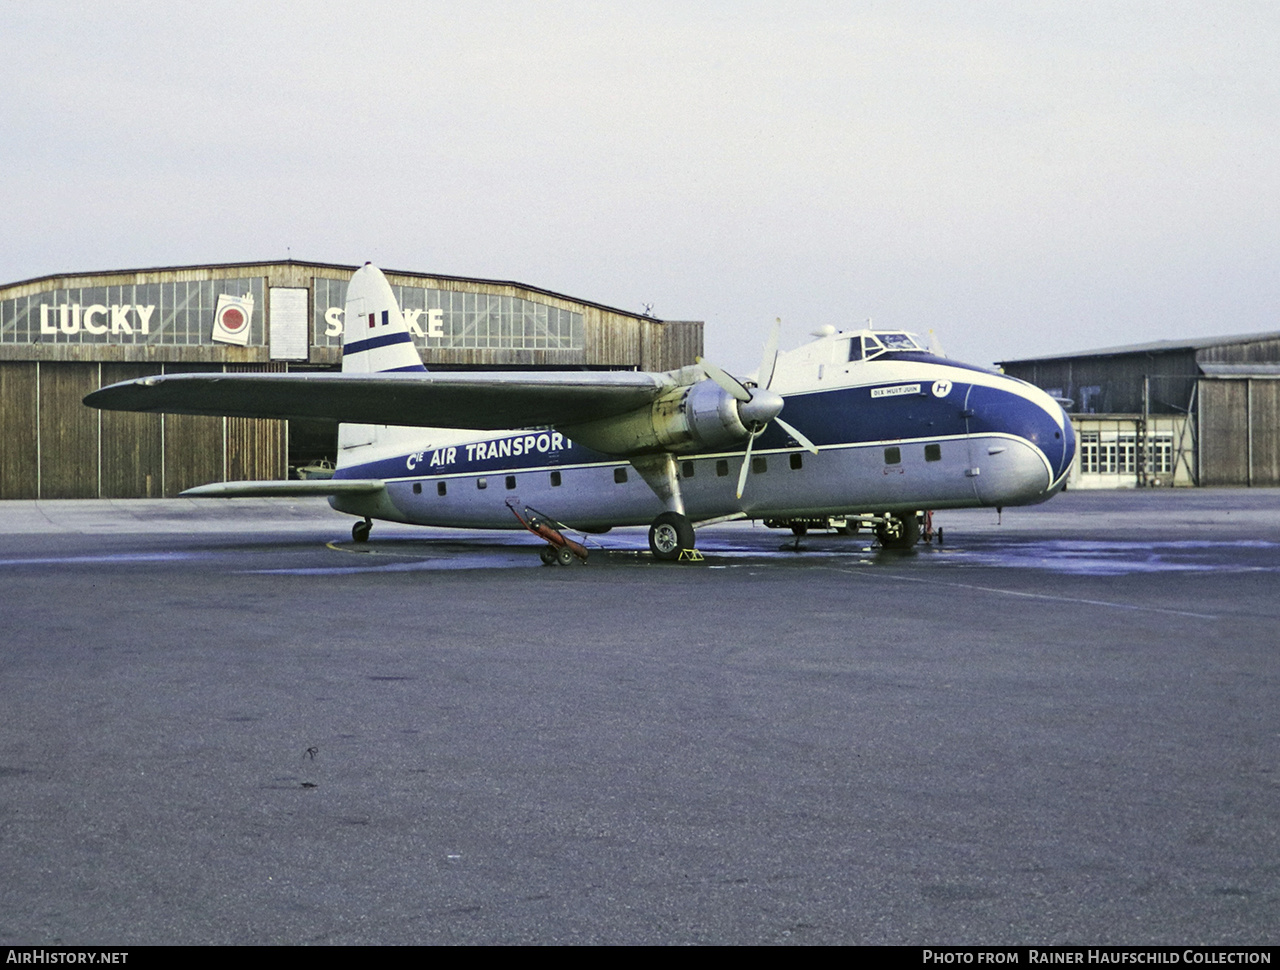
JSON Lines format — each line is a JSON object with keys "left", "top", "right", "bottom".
{"left": 352, "top": 518, "right": 372, "bottom": 543}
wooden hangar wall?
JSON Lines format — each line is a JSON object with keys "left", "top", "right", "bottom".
{"left": 0, "top": 260, "right": 704, "bottom": 499}
{"left": 999, "top": 333, "right": 1280, "bottom": 488}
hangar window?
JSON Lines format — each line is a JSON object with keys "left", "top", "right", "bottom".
{"left": 1079, "top": 430, "right": 1150, "bottom": 476}
{"left": 1116, "top": 434, "right": 1137, "bottom": 474}
{"left": 716, "top": 459, "right": 729, "bottom": 477}
{"left": 884, "top": 447, "right": 901, "bottom": 465}
{"left": 505, "top": 475, "right": 516, "bottom": 490}
{"left": 614, "top": 467, "right": 628, "bottom": 484}
{"left": 752, "top": 456, "right": 767, "bottom": 475}
{"left": 1149, "top": 435, "right": 1175, "bottom": 475}
{"left": 681, "top": 461, "right": 695, "bottom": 478}
{"left": 1080, "top": 432, "right": 1100, "bottom": 473}
{"left": 313, "top": 278, "right": 586, "bottom": 353}
{"left": 1, "top": 277, "right": 266, "bottom": 347}
{"left": 437, "top": 481, "right": 447, "bottom": 496}
{"left": 924, "top": 444, "right": 941, "bottom": 462}
{"left": 476, "top": 477, "right": 488, "bottom": 490}
{"left": 790, "top": 453, "right": 803, "bottom": 470}
{"left": 550, "top": 471, "right": 562, "bottom": 487}
{"left": 413, "top": 482, "right": 422, "bottom": 494}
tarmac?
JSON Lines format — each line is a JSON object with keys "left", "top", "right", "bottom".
{"left": 0, "top": 490, "right": 1277, "bottom": 945}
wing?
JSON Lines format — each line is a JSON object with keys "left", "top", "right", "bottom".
{"left": 84, "top": 369, "right": 680, "bottom": 432}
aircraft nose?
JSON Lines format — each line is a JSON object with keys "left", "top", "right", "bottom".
{"left": 964, "top": 375, "right": 1075, "bottom": 499}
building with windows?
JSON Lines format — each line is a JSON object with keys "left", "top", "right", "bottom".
{"left": 0, "top": 260, "right": 702, "bottom": 499}
{"left": 999, "top": 332, "right": 1280, "bottom": 487}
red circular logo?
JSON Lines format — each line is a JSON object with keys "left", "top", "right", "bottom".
{"left": 220, "top": 307, "right": 246, "bottom": 331}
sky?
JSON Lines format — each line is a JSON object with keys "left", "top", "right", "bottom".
{"left": 2, "top": 1, "right": 1277, "bottom": 372}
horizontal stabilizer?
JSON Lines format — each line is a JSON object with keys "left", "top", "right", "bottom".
{"left": 181, "top": 479, "right": 385, "bottom": 498}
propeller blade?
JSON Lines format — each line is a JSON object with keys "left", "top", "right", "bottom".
{"left": 758, "top": 318, "right": 781, "bottom": 390}
{"left": 696, "top": 357, "right": 752, "bottom": 402}
{"left": 736, "top": 429, "right": 758, "bottom": 500}
{"left": 776, "top": 417, "right": 819, "bottom": 454}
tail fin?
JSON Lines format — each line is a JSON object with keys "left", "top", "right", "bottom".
{"left": 341, "top": 263, "right": 427, "bottom": 374}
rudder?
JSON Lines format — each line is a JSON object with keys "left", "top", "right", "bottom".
{"left": 341, "top": 263, "right": 427, "bottom": 374}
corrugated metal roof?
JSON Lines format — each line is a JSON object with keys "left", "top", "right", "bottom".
{"left": 1199, "top": 362, "right": 1280, "bottom": 376}
{"left": 998, "top": 331, "right": 1280, "bottom": 365}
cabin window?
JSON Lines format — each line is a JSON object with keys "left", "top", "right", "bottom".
{"left": 924, "top": 444, "right": 941, "bottom": 462}
{"left": 884, "top": 447, "right": 901, "bottom": 465}
{"left": 437, "top": 481, "right": 447, "bottom": 496}
{"left": 413, "top": 482, "right": 422, "bottom": 494}
{"left": 476, "top": 477, "right": 488, "bottom": 489}
{"left": 790, "top": 453, "right": 803, "bottom": 470}
{"left": 550, "top": 471, "right": 562, "bottom": 487}
{"left": 614, "top": 467, "right": 628, "bottom": 484}
{"left": 505, "top": 475, "right": 516, "bottom": 490}
{"left": 681, "top": 461, "right": 695, "bottom": 478}
{"left": 716, "top": 459, "right": 729, "bottom": 477}
{"left": 752, "top": 456, "right": 767, "bottom": 475}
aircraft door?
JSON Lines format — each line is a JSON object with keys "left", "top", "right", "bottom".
{"left": 961, "top": 383, "right": 984, "bottom": 502}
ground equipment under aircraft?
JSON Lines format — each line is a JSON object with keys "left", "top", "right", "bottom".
{"left": 507, "top": 501, "right": 589, "bottom": 565}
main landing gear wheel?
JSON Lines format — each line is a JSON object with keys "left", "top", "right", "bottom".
{"left": 648, "top": 511, "right": 695, "bottom": 562}
{"left": 875, "top": 512, "right": 921, "bottom": 550}
{"left": 352, "top": 519, "right": 372, "bottom": 543}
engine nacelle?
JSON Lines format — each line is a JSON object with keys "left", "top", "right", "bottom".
{"left": 561, "top": 379, "right": 750, "bottom": 456}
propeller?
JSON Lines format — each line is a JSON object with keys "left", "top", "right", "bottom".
{"left": 697, "top": 319, "right": 818, "bottom": 499}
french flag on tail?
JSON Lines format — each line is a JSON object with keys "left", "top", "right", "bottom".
{"left": 340, "top": 263, "right": 428, "bottom": 374}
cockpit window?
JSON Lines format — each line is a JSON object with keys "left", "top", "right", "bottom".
{"left": 847, "top": 338, "right": 862, "bottom": 362}
{"left": 879, "top": 332, "right": 920, "bottom": 350}
{"left": 862, "top": 331, "right": 924, "bottom": 360}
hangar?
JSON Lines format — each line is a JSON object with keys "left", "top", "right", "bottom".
{"left": 0, "top": 260, "right": 702, "bottom": 499}
{"left": 999, "top": 332, "right": 1280, "bottom": 488}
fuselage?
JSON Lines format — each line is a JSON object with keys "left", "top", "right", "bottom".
{"left": 329, "top": 329, "right": 1076, "bottom": 531}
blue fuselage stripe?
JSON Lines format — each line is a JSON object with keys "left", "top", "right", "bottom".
{"left": 334, "top": 379, "right": 1076, "bottom": 483}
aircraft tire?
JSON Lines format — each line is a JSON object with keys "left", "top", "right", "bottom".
{"left": 875, "top": 512, "right": 920, "bottom": 550}
{"left": 648, "top": 511, "right": 695, "bottom": 562}
{"left": 556, "top": 545, "right": 576, "bottom": 566}
{"left": 352, "top": 519, "right": 372, "bottom": 543}
{"left": 539, "top": 545, "right": 558, "bottom": 566}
